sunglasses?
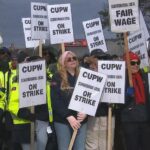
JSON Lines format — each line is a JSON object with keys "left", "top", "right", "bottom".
{"left": 66, "top": 56, "right": 77, "bottom": 62}
{"left": 130, "top": 61, "right": 140, "bottom": 66}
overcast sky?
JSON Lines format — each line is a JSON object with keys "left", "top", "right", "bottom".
{"left": 0, "top": 0, "right": 110, "bottom": 48}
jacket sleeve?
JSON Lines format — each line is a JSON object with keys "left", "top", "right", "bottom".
{"left": 17, "top": 108, "right": 36, "bottom": 121}
{"left": 51, "top": 73, "right": 72, "bottom": 119}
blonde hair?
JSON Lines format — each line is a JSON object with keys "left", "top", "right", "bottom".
{"left": 58, "top": 51, "right": 79, "bottom": 90}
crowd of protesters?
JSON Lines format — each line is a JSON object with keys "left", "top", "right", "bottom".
{"left": 0, "top": 43, "right": 150, "bottom": 150}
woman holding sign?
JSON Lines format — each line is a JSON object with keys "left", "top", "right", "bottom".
{"left": 121, "top": 51, "right": 150, "bottom": 150}
{"left": 51, "top": 51, "right": 87, "bottom": 150}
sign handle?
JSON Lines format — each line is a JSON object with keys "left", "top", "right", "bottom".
{"left": 30, "top": 39, "right": 43, "bottom": 150}
{"left": 68, "top": 129, "right": 78, "bottom": 150}
{"left": 107, "top": 105, "right": 112, "bottom": 150}
{"left": 30, "top": 106, "right": 35, "bottom": 150}
{"left": 61, "top": 43, "right": 65, "bottom": 54}
{"left": 123, "top": 32, "right": 133, "bottom": 87}
{"left": 39, "top": 39, "right": 43, "bottom": 57}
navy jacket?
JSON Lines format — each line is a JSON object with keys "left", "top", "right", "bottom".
{"left": 51, "top": 72, "right": 87, "bottom": 124}
{"left": 121, "top": 71, "right": 150, "bottom": 122}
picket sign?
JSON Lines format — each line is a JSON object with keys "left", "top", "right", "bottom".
{"left": 47, "top": 3, "right": 74, "bottom": 44}
{"left": 22, "top": 18, "right": 40, "bottom": 48}
{"left": 68, "top": 67, "right": 107, "bottom": 149}
{"left": 107, "top": 0, "right": 140, "bottom": 149}
{"left": 31, "top": 2, "right": 49, "bottom": 40}
{"left": 82, "top": 18, "right": 108, "bottom": 52}
{"left": 108, "top": 0, "right": 139, "bottom": 33}
{"left": 98, "top": 60, "right": 125, "bottom": 150}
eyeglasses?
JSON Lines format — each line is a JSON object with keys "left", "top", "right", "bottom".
{"left": 66, "top": 56, "right": 77, "bottom": 62}
{"left": 130, "top": 61, "right": 140, "bottom": 66}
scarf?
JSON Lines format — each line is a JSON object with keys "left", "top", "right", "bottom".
{"left": 132, "top": 72, "right": 146, "bottom": 104}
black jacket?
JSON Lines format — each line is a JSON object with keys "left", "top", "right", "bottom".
{"left": 51, "top": 72, "right": 87, "bottom": 124}
{"left": 121, "top": 71, "right": 150, "bottom": 122}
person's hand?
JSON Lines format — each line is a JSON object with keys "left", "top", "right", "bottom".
{"left": 67, "top": 116, "right": 81, "bottom": 130}
{"left": 77, "top": 112, "right": 87, "bottom": 123}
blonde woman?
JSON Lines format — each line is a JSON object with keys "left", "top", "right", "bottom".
{"left": 51, "top": 51, "right": 87, "bottom": 150}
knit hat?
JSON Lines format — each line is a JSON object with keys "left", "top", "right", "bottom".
{"left": 60, "top": 51, "right": 76, "bottom": 66}
{"left": 123, "top": 51, "right": 140, "bottom": 61}
{"left": 0, "top": 47, "right": 10, "bottom": 56}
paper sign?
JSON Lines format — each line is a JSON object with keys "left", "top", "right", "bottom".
{"left": 22, "top": 18, "right": 40, "bottom": 48}
{"left": 19, "top": 60, "right": 46, "bottom": 108}
{"left": 128, "top": 30, "right": 149, "bottom": 68}
{"left": 83, "top": 18, "right": 107, "bottom": 52}
{"left": 47, "top": 3, "right": 74, "bottom": 44}
{"left": 68, "top": 67, "right": 107, "bottom": 116}
{"left": 109, "top": 0, "right": 139, "bottom": 33}
{"left": 31, "top": 2, "right": 49, "bottom": 40}
{"left": 98, "top": 61, "right": 125, "bottom": 104}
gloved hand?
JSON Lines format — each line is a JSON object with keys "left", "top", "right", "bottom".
{"left": 0, "top": 88, "right": 6, "bottom": 93}
{"left": 18, "top": 108, "right": 36, "bottom": 122}
{"left": 126, "top": 87, "right": 134, "bottom": 96}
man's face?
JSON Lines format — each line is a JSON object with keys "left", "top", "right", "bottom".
{"left": 89, "top": 58, "right": 98, "bottom": 71}
{"left": 11, "top": 58, "right": 18, "bottom": 69}
{"left": 0, "top": 51, "right": 9, "bottom": 61}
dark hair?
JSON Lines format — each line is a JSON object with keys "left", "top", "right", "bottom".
{"left": 25, "top": 56, "right": 42, "bottom": 62}
{"left": 17, "top": 51, "right": 28, "bottom": 63}
{"left": 90, "top": 49, "right": 111, "bottom": 60}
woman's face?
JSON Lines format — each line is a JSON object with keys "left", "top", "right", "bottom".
{"left": 130, "top": 59, "right": 140, "bottom": 73}
{"left": 65, "top": 53, "right": 78, "bottom": 70}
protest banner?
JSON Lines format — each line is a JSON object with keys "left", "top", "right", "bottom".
{"left": 98, "top": 61, "right": 125, "bottom": 104}
{"left": 68, "top": 67, "right": 107, "bottom": 116}
{"left": 47, "top": 3, "right": 74, "bottom": 44}
{"left": 128, "top": 30, "right": 149, "bottom": 68}
{"left": 19, "top": 60, "right": 46, "bottom": 108}
{"left": 22, "top": 18, "right": 41, "bottom": 48}
{"left": 83, "top": 18, "right": 107, "bottom": 52}
{"left": 31, "top": 2, "right": 49, "bottom": 40}
{"left": 108, "top": 0, "right": 139, "bottom": 33}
